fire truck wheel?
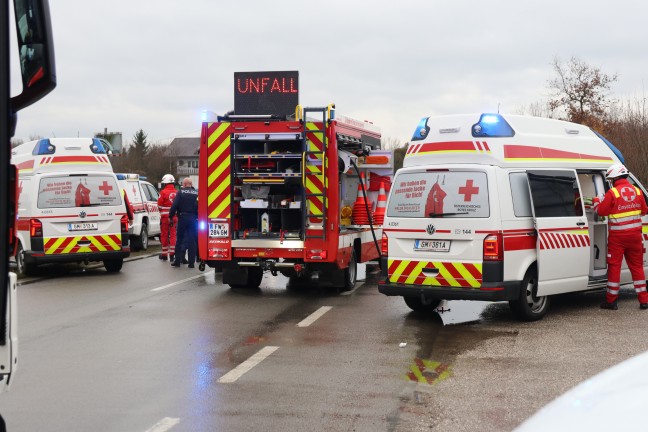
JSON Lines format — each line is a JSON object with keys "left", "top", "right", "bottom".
{"left": 103, "top": 258, "right": 123, "bottom": 273}
{"left": 403, "top": 295, "right": 441, "bottom": 313}
{"left": 15, "top": 243, "right": 36, "bottom": 277}
{"left": 509, "top": 268, "right": 550, "bottom": 321}
{"left": 227, "top": 267, "right": 263, "bottom": 289}
{"left": 343, "top": 249, "right": 357, "bottom": 290}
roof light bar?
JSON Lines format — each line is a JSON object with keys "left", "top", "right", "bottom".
{"left": 472, "top": 113, "right": 515, "bottom": 138}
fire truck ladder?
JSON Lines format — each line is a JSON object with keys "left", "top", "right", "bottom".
{"left": 301, "top": 106, "right": 330, "bottom": 240}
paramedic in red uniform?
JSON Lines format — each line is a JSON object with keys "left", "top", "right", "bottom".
{"left": 593, "top": 163, "right": 648, "bottom": 310}
{"left": 157, "top": 174, "right": 177, "bottom": 261}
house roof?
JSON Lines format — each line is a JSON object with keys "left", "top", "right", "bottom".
{"left": 166, "top": 137, "right": 200, "bottom": 157}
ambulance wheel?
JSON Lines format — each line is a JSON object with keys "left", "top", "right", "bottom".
{"left": 103, "top": 258, "right": 123, "bottom": 273}
{"left": 139, "top": 223, "right": 149, "bottom": 251}
{"left": 342, "top": 249, "right": 357, "bottom": 290}
{"left": 15, "top": 243, "right": 36, "bottom": 277}
{"left": 509, "top": 268, "right": 549, "bottom": 321}
{"left": 404, "top": 294, "right": 441, "bottom": 313}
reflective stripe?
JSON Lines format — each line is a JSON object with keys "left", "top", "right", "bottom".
{"left": 607, "top": 288, "right": 619, "bottom": 295}
{"left": 609, "top": 222, "right": 643, "bottom": 231}
{"left": 635, "top": 287, "right": 647, "bottom": 293}
{"left": 609, "top": 214, "right": 642, "bottom": 222}
{"left": 608, "top": 281, "right": 620, "bottom": 287}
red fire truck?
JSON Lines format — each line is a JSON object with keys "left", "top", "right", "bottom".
{"left": 197, "top": 72, "right": 392, "bottom": 289}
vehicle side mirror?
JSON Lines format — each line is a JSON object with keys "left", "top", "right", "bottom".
{"left": 10, "top": 0, "right": 56, "bottom": 112}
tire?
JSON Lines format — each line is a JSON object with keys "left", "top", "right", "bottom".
{"left": 139, "top": 223, "right": 149, "bottom": 251}
{"left": 15, "top": 243, "right": 36, "bottom": 276}
{"left": 342, "top": 249, "right": 357, "bottom": 290}
{"left": 227, "top": 267, "right": 263, "bottom": 289}
{"left": 509, "top": 268, "right": 550, "bottom": 321}
{"left": 403, "top": 294, "right": 442, "bottom": 313}
{"left": 130, "top": 233, "right": 142, "bottom": 251}
{"left": 103, "top": 258, "right": 123, "bottom": 273}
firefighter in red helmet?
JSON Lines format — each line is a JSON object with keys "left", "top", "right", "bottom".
{"left": 593, "top": 163, "right": 648, "bottom": 310}
{"left": 157, "top": 174, "right": 178, "bottom": 261}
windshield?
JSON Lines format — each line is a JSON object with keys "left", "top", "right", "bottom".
{"left": 387, "top": 170, "right": 489, "bottom": 218}
{"left": 37, "top": 174, "right": 121, "bottom": 209}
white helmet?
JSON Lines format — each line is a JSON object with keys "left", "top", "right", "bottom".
{"left": 161, "top": 174, "right": 175, "bottom": 184}
{"left": 605, "top": 164, "right": 629, "bottom": 180}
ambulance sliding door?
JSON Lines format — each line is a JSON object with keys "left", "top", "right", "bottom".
{"left": 527, "top": 169, "right": 589, "bottom": 296}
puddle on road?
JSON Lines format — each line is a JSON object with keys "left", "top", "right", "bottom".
{"left": 434, "top": 300, "right": 507, "bottom": 325}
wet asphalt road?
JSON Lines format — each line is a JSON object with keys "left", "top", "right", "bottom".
{"left": 1, "top": 251, "right": 648, "bottom": 432}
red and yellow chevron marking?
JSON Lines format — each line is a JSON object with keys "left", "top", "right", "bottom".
{"left": 388, "top": 259, "right": 482, "bottom": 288}
{"left": 206, "top": 122, "right": 231, "bottom": 219}
{"left": 504, "top": 145, "right": 613, "bottom": 164}
{"left": 538, "top": 229, "right": 590, "bottom": 250}
{"left": 44, "top": 234, "right": 122, "bottom": 255}
{"left": 406, "top": 358, "right": 451, "bottom": 385}
{"left": 305, "top": 122, "right": 327, "bottom": 223}
{"left": 406, "top": 141, "right": 491, "bottom": 158}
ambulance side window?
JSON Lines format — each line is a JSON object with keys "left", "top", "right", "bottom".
{"left": 527, "top": 170, "right": 581, "bottom": 218}
{"left": 509, "top": 173, "right": 532, "bottom": 217}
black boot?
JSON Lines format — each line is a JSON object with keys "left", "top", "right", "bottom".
{"left": 640, "top": 303, "right": 648, "bottom": 310}
{"left": 600, "top": 301, "right": 618, "bottom": 310}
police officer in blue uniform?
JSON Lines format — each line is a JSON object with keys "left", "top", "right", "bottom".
{"left": 169, "top": 177, "right": 198, "bottom": 268}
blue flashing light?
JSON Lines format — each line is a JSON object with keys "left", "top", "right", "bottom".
{"left": 591, "top": 129, "right": 625, "bottom": 164}
{"left": 91, "top": 138, "right": 108, "bottom": 154}
{"left": 199, "top": 220, "right": 207, "bottom": 231}
{"left": 471, "top": 113, "right": 515, "bottom": 138}
{"left": 411, "top": 117, "right": 430, "bottom": 141}
{"left": 32, "top": 138, "right": 55, "bottom": 155}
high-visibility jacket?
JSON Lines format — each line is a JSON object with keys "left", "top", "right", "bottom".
{"left": 596, "top": 178, "right": 648, "bottom": 233}
{"left": 157, "top": 184, "right": 177, "bottom": 219}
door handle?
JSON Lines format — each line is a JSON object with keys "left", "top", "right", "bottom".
{"left": 421, "top": 268, "right": 439, "bottom": 276}
{"left": 576, "top": 222, "right": 586, "bottom": 226}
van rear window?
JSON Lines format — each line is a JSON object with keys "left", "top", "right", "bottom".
{"left": 37, "top": 175, "right": 121, "bottom": 209}
{"left": 387, "top": 171, "right": 489, "bottom": 218}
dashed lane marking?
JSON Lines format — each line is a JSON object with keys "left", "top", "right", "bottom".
{"left": 218, "top": 346, "right": 280, "bottom": 383}
{"left": 296, "top": 306, "right": 333, "bottom": 327}
{"left": 151, "top": 271, "right": 215, "bottom": 292}
{"left": 144, "top": 417, "right": 180, "bottom": 432}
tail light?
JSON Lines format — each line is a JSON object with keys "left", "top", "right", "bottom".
{"left": 381, "top": 232, "right": 388, "bottom": 255}
{"left": 120, "top": 215, "right": 129, "bottom": 233}
{"left": 30, "top": 219, "right": 43, "bottom": 238}
{"left": 306, "top": 249, "right": 327, "bottom": 260}
{"left": 483, "top": 233, "right": 503, "bottom": 261}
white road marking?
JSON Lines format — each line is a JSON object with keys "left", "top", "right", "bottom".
{"left": 145, "top": 417, "right": 180, "bottom": 432}
{"left": 297, "top": 306, "right": 333, "bottom": 327}
{"left": 151, "top": 271, "right": 214, "bottom": 292}
{"left": 218, "top": 346, "right": 279, "bottom": 383}
{"left": 340, "top": 282, "right": 364, "bottom": 296}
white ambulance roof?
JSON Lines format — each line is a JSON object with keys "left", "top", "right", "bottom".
{"left": 12, "top": 137, "right": 113, "bottom": 175}
{"left": 404, "top": 113, "right": 623, "bottom": 169}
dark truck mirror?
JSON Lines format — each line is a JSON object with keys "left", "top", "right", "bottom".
{"left": 10, "top": 0, "right": 56, "bottom": 112}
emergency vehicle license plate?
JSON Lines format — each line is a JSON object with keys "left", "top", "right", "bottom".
{"left": 414, "top": 239, "right": 450, "bottom": 252}
{"left": 68, "top": 222, "right": 98, "bottom": 232}
{"left": 209, "top": 223, "right": 229, "bottom": 238}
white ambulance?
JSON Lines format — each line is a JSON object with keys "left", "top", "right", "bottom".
{"left": 12, "top": 138, "right": 130, "bottom": 276}
{"left": 379, "top": 113, "right": 647, "bottom": 321}
{"left": 116, "top": 173, "right": 161, "bottom": 251}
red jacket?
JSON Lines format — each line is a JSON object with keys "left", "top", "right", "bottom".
{"left": 157, "top": 184, "right": 177, "bottom": 218}
{"left": 596, "top": 178, "right": 648, "bottom": 234}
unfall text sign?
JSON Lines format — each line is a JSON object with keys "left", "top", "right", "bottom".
{"left": 234, "top": 71, "right": 299, "bottom": 117}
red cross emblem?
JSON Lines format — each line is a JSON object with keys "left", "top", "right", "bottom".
{"left": 459, "top": 179, "right": 479, "bottom": 202}
{"left": 620, "top": 186, "right": 636, "bottom": 202}
{"left": 98, "top": 181, "right": 113, "bottom": 196}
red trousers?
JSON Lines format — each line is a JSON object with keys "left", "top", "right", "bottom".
{"left": 160, "top": 216, "right": 177, "bottom": 258}
{"left": 606, "top": 231, "right": 648, "bottom": 304}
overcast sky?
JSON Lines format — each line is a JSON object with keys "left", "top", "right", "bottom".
{"left": 10, "top": 0, "right": 648, "bottom": 147}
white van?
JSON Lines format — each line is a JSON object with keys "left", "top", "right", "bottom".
{"left": 12, "top": 138, "right": 130, "bottom": 276}
{"left": 379, "top": 113, "right": 647, "bottom": 321}
{"left": 116, "top": 173, "right": 161, "bottom": 251}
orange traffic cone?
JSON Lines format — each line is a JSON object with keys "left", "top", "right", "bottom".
{"left": 352, "top": 173, "right": 373, "bottom": 225}
{"left": 373, "top": 182, "right": 387, "bottom": 225}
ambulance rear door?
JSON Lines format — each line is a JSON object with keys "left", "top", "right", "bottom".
{"left": 527, "top": 169, "right": 589, "bottom": 296}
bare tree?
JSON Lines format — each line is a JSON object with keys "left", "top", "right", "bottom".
{"left": 547, "top": 56, "right": 618, "bottom": 133}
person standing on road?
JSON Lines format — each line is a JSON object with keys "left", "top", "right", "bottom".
{"left": 593, "top": 163, "right": 648, "bottom": 310}
{"left": 169, "top": 177, "right": 198, "bottom": 268}
{"left": 157, "top": 174, "right": 178, "bottom": 261}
